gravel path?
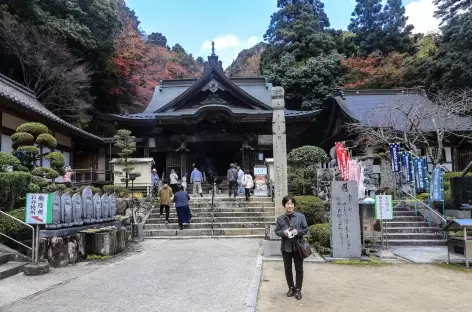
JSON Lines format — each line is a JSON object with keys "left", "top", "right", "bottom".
{"left": 0, "top": 239, "right": 261, "bottom": 312}
{"left": 257, "top": 262, "right": 472, "bottom": 312}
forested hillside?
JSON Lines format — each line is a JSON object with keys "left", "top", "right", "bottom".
{"left": 0, "top": 0, "right": 202, "bottom": 129}
{"left": 1, "top": 0, "right": 471, "bottom": 130}
{"left": 225, "top": 42, "right": 267, "bottom": 78}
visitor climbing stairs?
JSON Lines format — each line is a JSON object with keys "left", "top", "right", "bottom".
{"left": 383, "top": 204, "right": 446, "bottom": 246}
{"left": 143, "top": 196, "right": 275, "bottom": 238}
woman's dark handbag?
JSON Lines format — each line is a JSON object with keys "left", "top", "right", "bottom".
{"left": 296, "top": 240, "right": 313, "bottom": 259}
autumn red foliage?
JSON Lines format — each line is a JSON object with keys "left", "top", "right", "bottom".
{"left": 111, "top": 6, "right": 202, "bottom": 110}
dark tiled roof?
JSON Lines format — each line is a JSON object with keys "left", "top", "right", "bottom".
{"left": 113, "top": 106, "right": 319, "bottom": 121}
{"left": 0, "top": 75, "right": 103, "bottom": 142}
{"left": 337, "top": 91, "right": 472, "bottom": 131}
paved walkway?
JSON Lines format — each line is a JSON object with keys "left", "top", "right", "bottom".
{"left": 257, "top": 261, "right": 472, "bottom": 312}
{"left": 0, "top": 239, "right": 261, "bottom": 312}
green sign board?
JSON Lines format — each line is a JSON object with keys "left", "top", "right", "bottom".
{"left": 25, "top": 193, "right": 53, "bottom": 224}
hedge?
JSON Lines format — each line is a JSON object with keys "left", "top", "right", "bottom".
{"left": 0, "top": 208, "right": 30, "bottom": 247}
{"left": 293, "top": 195, "right": 328, "bottom": 226}
{"left": 102, "top": 185, "right": 130, "bottom": 197}
{"left": 307, "top": 223, "right": 331, "bottom": 255}
{"left": 0, "top": 172, "right": 31, "bottom": 211}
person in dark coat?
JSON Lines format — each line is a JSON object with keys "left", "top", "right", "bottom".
{"left": 274, "top": 195, "right": 308, "bottom": 300}
{"left": 173, "top": 185, "right": 192, "bottom": 230}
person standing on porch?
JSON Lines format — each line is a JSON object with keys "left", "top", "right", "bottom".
{"left": 151, "top": 168, "right": 160, "bottom": 196}
{"left": 242, "top": 169, "right": 254, "bottom": 201}
{"left": 227, "top": 163, "right": 239, "bottom": 198}
{"left": 190, "top": 166, "right": 203, "bottom": 197}
{"left": 169, "top": 169, "right": 179, "bottom": 194}
{"left": 173, "top": 185, "right": 192, "bottom": 230}
{"left": 159, "top": 180, "right": 174, "bottom": 224}
{"left": 237, "top": 166, "right": 244, "bottom": 195}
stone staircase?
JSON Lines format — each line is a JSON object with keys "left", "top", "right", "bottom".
{"left": 384, "top": 205, "right": 446, "bottom": 246}
{"left": 143, "top": 196, "right": 275, "bottom": 238}
{"left": 0, "top": 251, "right": 27, "bottom": 280}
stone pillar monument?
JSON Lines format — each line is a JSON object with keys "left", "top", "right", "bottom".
{"left": 271, "top": 86, "right": 288, "bottom": 216}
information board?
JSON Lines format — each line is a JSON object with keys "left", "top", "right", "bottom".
{"left": 25, "top": 193, "right": 53, "bottom": 224}
{"left": 375, "top": 195, "right": 394, "bottom": 220}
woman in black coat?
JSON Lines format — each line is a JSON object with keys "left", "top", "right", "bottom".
{"left": 274, "top": 195, "right": 308, "bottom": 300}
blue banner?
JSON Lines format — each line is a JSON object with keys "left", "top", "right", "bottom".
{"left": 389, "top": 143, "right": 401, "bottom": 172}
{"left": 402, "top": 152, "right": 413, "bottom": 182}
{"left": 430, "top": 166, "right": 443, "bottom": 201}
{"left": 413, "top": 157, "right": 425, "bottom": 190}
{"left": 422, "top": 157, "right": 429, "bottom": 190}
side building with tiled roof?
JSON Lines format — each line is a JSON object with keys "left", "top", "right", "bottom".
{"left": 110, "top": 48, "right": 319, "bottom": 178}
{"left": 314, "top": 89, "right": 472, "bottom": 172}
{"left": 0, "top": 74, "right": 112, "bottom": 185}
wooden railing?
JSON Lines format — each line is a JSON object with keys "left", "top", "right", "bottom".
{"left": 72, "top": 168, "right": 113, "bottom": 186}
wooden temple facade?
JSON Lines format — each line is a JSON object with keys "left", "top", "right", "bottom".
{"left": 111, "top": 48, "right": 318, "bottom": 178}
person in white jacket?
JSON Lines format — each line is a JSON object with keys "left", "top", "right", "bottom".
{"left": 242, "top": 170, "right": 254, "bottom": 202}
{"left": 169, "top": 169, "right": 179, "bottom": 194}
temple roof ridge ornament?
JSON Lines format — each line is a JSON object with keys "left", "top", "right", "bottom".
{"left": 201, "top": 93, "right": 226, "bottom": 105}
{"left": 201, "top": 78, "right": 226, "bottom": 93}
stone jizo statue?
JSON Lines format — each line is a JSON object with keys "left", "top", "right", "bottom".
{"left": 46, "top": 192, "right": 62, "bottom": 229}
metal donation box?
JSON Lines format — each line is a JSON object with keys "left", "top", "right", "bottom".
{"left": 254, "top": 165, "right": 269, "bottom": 197}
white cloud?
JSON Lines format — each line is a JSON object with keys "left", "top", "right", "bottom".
{"left": 405, "top": 0, "right": 440, "bottom": 34}
{"left": 198, "top": 34, "right": 260, "bottom": 69}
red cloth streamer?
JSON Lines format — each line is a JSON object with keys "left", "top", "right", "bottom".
{"left": 335, "top": 142, "right": 350, "bottom": 180}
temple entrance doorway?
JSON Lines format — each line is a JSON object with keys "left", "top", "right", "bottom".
{"left": 189, "top": 141, "right": 242, "bottom": 179}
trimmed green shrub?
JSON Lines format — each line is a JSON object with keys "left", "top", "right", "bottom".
{"left": 288, "top": 146, "right": 329, "bottom": 165}
{"left": 102, "top": 185, "right": 130, "bottom": 197}
{"left": 27, "top": 183, "right": 40, "bottom": 193}
{"left": 36, "top": 133, "right": 57, "bottom": 148}
{"left": 17, "top": 146, "right": 40, "bottom": 155}
{"left": 0, "top": 152, "right": 20, "bottom": 171}
{"left": 307, "top": 223, "right": 331, "bottom": 255}
{"left": 294, "top": 195, "right": 328, "bottom": 225}
{"left": 16, "top": 122, "right": 48, "bottom": 137}
{"left": 11, "top": 132, "right": 34, "bottom": 149}
{"left": 417, "top": 193, "right": 429, "bottom": 201}
{"left": 31, "top": 175, "right": 48, "bottom": 187}
{"left": 44, "top": 183, "right": 67, "bottom": 193}
{"left": 0, "top": 208, "right": 30, "bottom": 245}
{"left": 0, "top": 172, "right": 31, "bottom": 211}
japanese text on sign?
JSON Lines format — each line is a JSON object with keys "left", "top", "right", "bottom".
{"left": 25, "top": 193, "right": 52, "bottom": 224}
{"left": 375, "top": 195, "right": 394, "bottom": 220}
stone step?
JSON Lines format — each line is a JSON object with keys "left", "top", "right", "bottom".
{"left": 386, "top": 239, "right": 447, "bottom": 246}
{"left": 392, "top": 216, "right": 425, "bottom": 222}
{"left": 394, "top": 211, "right": 417, "bottom": 216}
{"left": 0, "top": 261, "right": 26, "bottom": 280}
{"left": 144, "top": 235, "right": 265, "bottom": 240}
{"left": 144, "top": 222, "right": 266, "bottom": 230}
{"left": 162, "top": 203, "right": 275, "bottom": 209}
{"left": 385, "top": 221, "right": 430, "bottom": 227}
{"left": 185, "top": 197, "right": 273, "bottom": 202}
{"left": 382, "top": 233, "right": 444, "bottom": 240}
{"left": 0, "top": 252, "right": 11, "bottom": 265}
{"left": 151, "top": 207, "right": 274, "bottom": 214}
{"left": 143, "top": 228, "right": 265, "bottom": 237}
{"left": 386, "top": 227, "right": 440, "bottom": 233}
{"left": 146, "top": 216, "right": 275, "bottom": 224}
{"left": 393, "top": 207, "right": 410, "bottom": 212}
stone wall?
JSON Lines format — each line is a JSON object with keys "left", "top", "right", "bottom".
{"left": 39, "top": 227, "right": 128, "bottom": 267}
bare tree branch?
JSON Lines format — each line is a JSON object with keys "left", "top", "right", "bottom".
{"left": 0, "top": 14, "right": 92, "bottom": 126}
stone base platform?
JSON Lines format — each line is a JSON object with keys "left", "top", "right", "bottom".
{"left": 24, "top": 262, "right": 49, "bottom": 276}
{"left": 39, "top": 221, "right": 122, "bottom": 238}
{"left": 39, "top": 227, "right": 128, "bottom": 267}
{"left": 263, "top": 239, "right": 281, "bottom": 257}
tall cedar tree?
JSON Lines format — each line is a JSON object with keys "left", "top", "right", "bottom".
{"left": 434, "top": 0, "right": 472, "bottom": 22}
{"left": 348, "top": 0, "right": 414, "bottom": 56}
{"left": 261, "top": 0, "right": 335, "bottom": 69}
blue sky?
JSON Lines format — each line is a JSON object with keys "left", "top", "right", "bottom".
{"left": 125, "top": 0, "right": 439, "bottom": 68}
